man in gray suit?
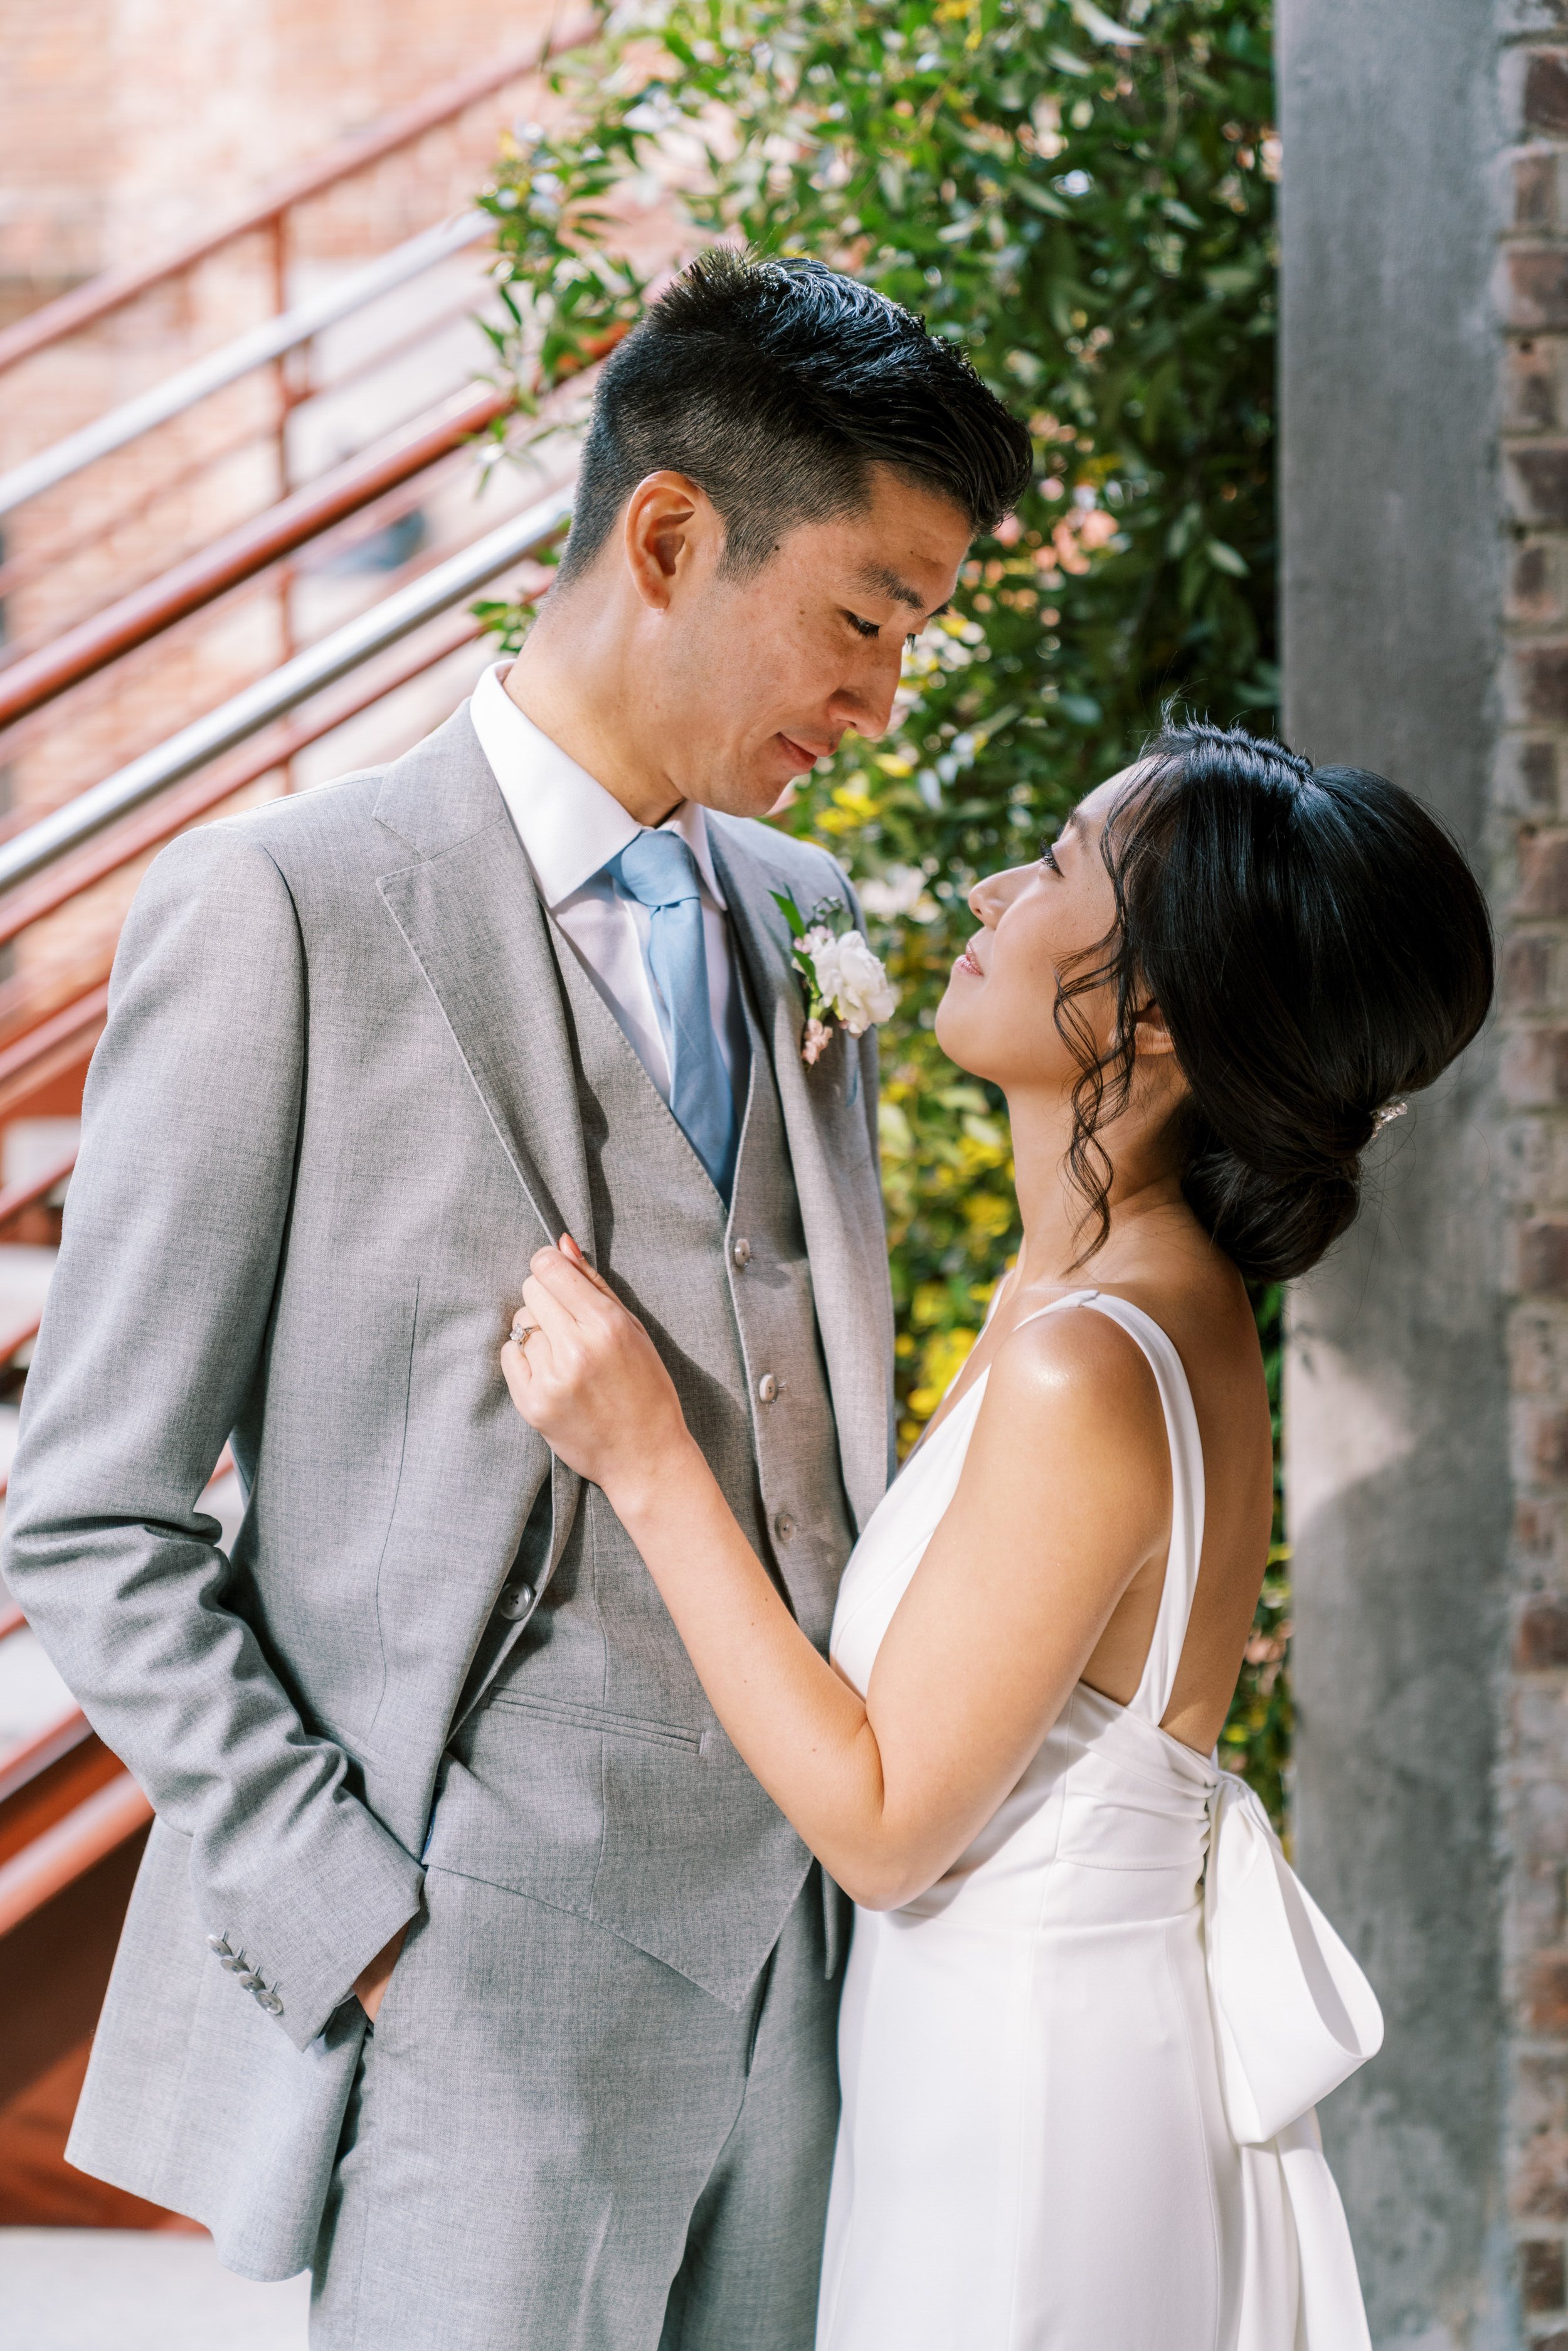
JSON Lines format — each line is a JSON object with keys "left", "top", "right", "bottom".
{"left": 3, "top": 253, "right": 1031, "bottom": 2346}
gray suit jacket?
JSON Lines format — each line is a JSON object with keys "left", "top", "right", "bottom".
{"left": 1, "top": 706, "right": 894, "bottom": 2275}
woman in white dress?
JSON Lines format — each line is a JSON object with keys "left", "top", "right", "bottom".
{"left": 500, "top": 719, "right": 1493, "bottom": 2349}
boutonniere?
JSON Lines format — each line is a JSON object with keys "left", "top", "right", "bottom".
{"left": 771, "top": 889, "right": 899, "bottom": 1065}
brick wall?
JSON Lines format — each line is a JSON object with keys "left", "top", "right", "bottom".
{"left": 1500, "top": 14, "right": 1568, "bottom": 2340}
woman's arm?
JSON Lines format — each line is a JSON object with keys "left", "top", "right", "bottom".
{"left": 504, "top": 1243, "right": 1171, "bottom": 1909}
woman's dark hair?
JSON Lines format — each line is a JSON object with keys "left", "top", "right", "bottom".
{"left": 558, "top": 249, "right": 1034, "bottom": 585}
{"left": 1055, "top": 718, "right": 1495, "bottom": 1284}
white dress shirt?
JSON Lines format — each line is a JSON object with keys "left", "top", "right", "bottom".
{"left": 469, "top": 662, "right": 749, "bottom": 1110}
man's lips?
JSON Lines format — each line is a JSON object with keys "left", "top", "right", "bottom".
{"left": 776, "top": 731, "right": 834, "bottom": 768}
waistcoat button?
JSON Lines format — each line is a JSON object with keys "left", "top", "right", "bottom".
{"left": 732, "top": 1238, "right": 752, "bottom": 1268}
{"left": 757, "top": 1372, "right": 778, "bottom": 1404}
{"left": 774, "top": 1511, "right": 795, "bottom": 1541}
{"left": 497, "top": 1581, "right": 536, "bottom": 1621}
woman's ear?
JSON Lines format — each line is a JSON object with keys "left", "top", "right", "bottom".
{"left": 1133, "top": 1001, "right": 1179, "bottom": 1058}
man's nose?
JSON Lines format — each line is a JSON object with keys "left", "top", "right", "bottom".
{"left": 832, "top": 654, "right": 903, "bottom": 741}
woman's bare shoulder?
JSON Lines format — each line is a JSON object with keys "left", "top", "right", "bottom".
{"left": 980, "top": 1293, "right": 1170, "bottom": 1465}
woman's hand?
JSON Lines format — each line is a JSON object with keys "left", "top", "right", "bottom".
{"left": 502, "top": 1236, "right": 694, "bottom": 1500}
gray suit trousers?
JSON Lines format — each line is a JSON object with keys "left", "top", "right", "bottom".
{"left": 310, "top": 1868, "right": 838, "bottom": 2350}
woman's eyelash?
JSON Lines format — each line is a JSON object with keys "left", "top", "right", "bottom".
{"left": 1041, "top": 839, "right": 1061, "bottom": 872}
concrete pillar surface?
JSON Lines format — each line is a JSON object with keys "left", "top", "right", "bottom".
{"left": 1279, "top": 2, "right": 1513, "bottom": 2343}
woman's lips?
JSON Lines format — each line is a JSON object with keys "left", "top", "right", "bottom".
{"left": 955, "top": 942, "right": 984, "bottom": 979}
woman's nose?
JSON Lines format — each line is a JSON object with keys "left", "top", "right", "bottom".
{"left": 968, "top": 868, "right": 1013, "bottom": 925}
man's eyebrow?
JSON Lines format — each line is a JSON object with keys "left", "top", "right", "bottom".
{"left": 854, "top": 563, "right": 930, "bottom": 614}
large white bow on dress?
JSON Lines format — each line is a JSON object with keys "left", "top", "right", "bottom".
{"left": 1204, "top": 1771, "right": 1384, "bottom": 2147}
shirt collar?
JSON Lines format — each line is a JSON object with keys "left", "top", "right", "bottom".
{"left": 469, "top": 661, "right": 726, "bottom": 910}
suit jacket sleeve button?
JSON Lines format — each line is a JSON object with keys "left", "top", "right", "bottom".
{"left": 497, "top": 1581, "right": 536, "bottom": 1621}
{"left": 206, "top": 1933, "right": 233, "bottom": 1957}
{"left": 259, "top": 1992, "right": 284, "bottom": 2016}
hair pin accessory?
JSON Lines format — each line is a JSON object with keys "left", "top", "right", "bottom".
{"left": 1372, "top": 1100, "right": 1408, "bottom": 1133}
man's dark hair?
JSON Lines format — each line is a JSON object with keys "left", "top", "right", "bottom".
{"left": 556, "top": 250, "right": 1034, "bottom": 585}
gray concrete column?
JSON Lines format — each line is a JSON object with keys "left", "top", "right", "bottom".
{"left": 1279, "top": 3, "right": 1513, "bottom": 2343}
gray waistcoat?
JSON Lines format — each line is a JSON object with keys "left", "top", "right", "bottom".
{"left": 426, "top": 914, "right": 857, "bottom": 2005}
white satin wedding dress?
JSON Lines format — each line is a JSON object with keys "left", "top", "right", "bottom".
{"left": 818, "top": 1288, "right": 1381, "bottom": 2351}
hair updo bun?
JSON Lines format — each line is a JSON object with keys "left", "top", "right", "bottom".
{"left": 1058, "top": 719, "right": 1495, "bottom": 1285}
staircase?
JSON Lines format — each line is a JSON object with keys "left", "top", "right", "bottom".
{"left": 0, "top": 29, "right": 598, "bottom": 2236}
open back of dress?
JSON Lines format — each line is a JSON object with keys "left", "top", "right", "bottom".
{"left": 819, "top": 1290, "right": 1380, "bottom": 2351}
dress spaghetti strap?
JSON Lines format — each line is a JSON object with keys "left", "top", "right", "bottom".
{"left": 1010, "top": 1289, "right": 1207, "bottom": 1727}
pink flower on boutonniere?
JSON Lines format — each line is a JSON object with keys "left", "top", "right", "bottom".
{"left": 773, "top": 889, "right": 898, "bottom": 1064}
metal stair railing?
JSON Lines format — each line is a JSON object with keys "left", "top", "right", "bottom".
{"left": 0, "top": 480, "right": 573, "bottom": 899}
{"left": 0, "top": 381, "right": 515, "bottom": 730}
{"left": 0, "top": 212, "right": 493, "bottom": 524}
{"left": 0, "top": 478, "right": 571, "bottom": 1313}
{"left": 0, "top": 21, "right": 593, "bottom": 705}
{"left": 0, "top": 23, "right": 593, "bottom": 383}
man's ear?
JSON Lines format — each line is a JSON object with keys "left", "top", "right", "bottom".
{"left": 622, "top": 470, "right": 717, "bottom": 610}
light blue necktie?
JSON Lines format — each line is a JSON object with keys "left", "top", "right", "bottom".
{"left": 612, "top": 831, "right": 739, "bottom": 1200}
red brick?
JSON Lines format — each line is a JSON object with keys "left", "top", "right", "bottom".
{"left": 1517, "top": 2130, "right": 1568, "bottom": 2221}
{"left": 1519, "top": 832, "right": 1568, "bottom": 914}
{"left": 1510, "top": 249, "right": 1568, "bottom": 331}
{"left": 1528, "top": 53, "right": 1568, "bottom": 135}
{"left": 1507, "top": 937, "right": 1554, "bottom": 1007}
{"left": 1528, "top": 1955, "right": 1568, "bottom": 2032}
{"left": 1508, "top": 341, "right": 1560, "bottom": 433}
{"left": 1522, "top": 2235, "right": 1567, "bottom": 2313}
{"left": 1522, "top": 1224, "right": 1568, "bottom": 1296}
{"left": 1514, "top": 447, "right": 1568, "bottom": 524}
{"left": 1519, "top": 1596, "right": 1568, "bottom": 1664}
{"left": 1525, "top": 741, "right": 1562, "bottom": 809}
{"left": 1521, "top": 153, "right": 1562, "bottom": 233}
{"left": 1535, "top": 1414, "right": 1568, "bottom": 1482}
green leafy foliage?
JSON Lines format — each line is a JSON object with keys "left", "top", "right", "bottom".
{"left": 475, "top": 0, "right": 1286, "bottom": 1816}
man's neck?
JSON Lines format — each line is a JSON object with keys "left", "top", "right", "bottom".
{"left": 505, "top": 608, "right": 684, "bottom": 829}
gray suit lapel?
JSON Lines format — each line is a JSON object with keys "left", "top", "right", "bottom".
{"left": 373, "top": 707, "right": 591, "bottom": 1589}
{"left": 708, "top": 819, "right": 895, "bottom": 1532}
{"left": 373, "top": 708, "right": 594, "bottom": 1259}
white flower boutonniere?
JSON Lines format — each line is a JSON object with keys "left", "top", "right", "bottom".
{"left": 772, "top": 889, "right": 898, "bottom": 1065}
